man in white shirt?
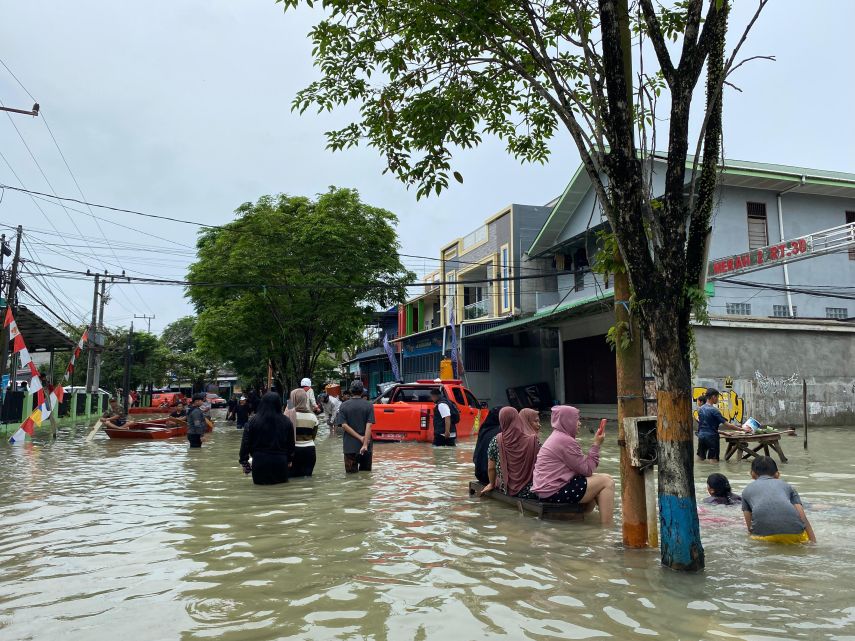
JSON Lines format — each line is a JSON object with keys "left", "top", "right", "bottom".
{"left": 300, "top": 377, "right": 321, "bottom": 414}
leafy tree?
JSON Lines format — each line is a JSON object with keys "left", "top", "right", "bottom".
{"left": 282, "top": 0, "right": 768, "bottom": 570}
{"left": 161, "top": 316, "right": 197, "bottom": 354}
{"left": 160, "top": 316, "right": 222, "bottom": 393}
{"left": 187, "top": 187, "right": 413, "bottom": 391}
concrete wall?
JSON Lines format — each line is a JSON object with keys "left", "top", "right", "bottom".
{"left": 694, "top": 324, "right": 855, "bottom": 426}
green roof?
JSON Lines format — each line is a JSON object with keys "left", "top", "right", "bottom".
{"left": 466, "top": 289, "right": 615, "bottom": 339}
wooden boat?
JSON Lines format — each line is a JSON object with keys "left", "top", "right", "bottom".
{"left": 468, "top": 481, "right": 586, "bottom": 520}
{"left": 104, "top": 417, "right": 213, "bottom": 440}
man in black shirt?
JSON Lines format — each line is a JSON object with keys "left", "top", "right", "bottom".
{"left": 336, "top": 381, "right": 375, "bottom": 473}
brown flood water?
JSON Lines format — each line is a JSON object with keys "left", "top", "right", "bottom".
{"left": 1, "top": 417, "right": 854, "bottom": 640}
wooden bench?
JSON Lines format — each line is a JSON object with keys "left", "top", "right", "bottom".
{"left": 468, "top": 481, "right": 586, "bottom": 520}
{"left": 721, "top": 430, "right": 793, "bottom": 463}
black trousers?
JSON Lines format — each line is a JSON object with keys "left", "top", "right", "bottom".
{"left": 290, "top": 446, "right": 317, "bottom": 477}
{"left": 433, "top": 434, "right": 456, "bottom": 447}
{"left": 188, "top": 433, "right": 203, "bottom": 448}
{"left": 251, "top": 451, "right": 290, "bottom": 485}
{"left": 344, "top": 450, "right": 373, "bottom": 473}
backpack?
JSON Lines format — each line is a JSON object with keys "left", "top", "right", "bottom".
{"left": 443, "top": 399, "right": 461, "bottom": 425}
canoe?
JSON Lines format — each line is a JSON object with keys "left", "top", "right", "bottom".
{"left": 105, "top": 425, "right": 184, "bottom": 439}
{"left": 104, "top": 417, "right": 213, "bottom": 440}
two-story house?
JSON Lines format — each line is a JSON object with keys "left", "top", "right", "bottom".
{"left": 391, "top": 203, "right": 552, "bottom": 398}
{"left": 472, "top": 156, "right": 855, "bottom": 425}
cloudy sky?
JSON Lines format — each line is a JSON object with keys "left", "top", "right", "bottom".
{"left": 0, "top": 1, "right": 852, "bottom": 335}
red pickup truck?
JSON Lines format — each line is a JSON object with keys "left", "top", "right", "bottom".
{"left": 371, "top": 380, "right": 487, "bottom": 442}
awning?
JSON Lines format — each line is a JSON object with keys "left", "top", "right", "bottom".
{"left": 5, "top": 305, "right": 74, "bottom": 352}
{"left": 466, "top": 290, "right": 615, "bottom": 339}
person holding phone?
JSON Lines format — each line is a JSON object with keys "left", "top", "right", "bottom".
{"left": 531, "top": 405, "right": 615, "bottom": 524}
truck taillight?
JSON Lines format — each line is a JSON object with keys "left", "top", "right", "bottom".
{"left": 420, "top": 408, "right": 429, "bottom": 429}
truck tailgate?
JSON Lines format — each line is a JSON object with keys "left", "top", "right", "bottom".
{"left": 372, "top": 404, "right": 430, "bottom": 442}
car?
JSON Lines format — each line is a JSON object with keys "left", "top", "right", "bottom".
{"left": 206, "top": 393, "right": 227, "bottom": 408}
{"left": 371, "top": 379, "right": 487, "bottom": 442}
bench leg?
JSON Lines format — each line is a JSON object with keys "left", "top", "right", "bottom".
{"left": 771, "top": 441, "right": 789, "bottom": 463}
{"left": 724, "top": 443, "right": 737, "bottom": 461}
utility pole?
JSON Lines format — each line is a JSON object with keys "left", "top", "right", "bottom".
{"left": 614, "top": 0, "right": 649, "bottom": 549}
{"left": 133, "top": 314, "right": 155, "bottom": 333}
{"left": 122, "top": 322, "right": 134, "bottom": 415}
{"left": 0, "top": 225, "right": 23, "bottom": 398}
{"left": 0, "top": 103, "right": 39, "bottom": 117}
{"left": 92, "top": 273, "right": 108, "bottom": 392}
{"left": 84, "top": 272, "right": 101, "bottom": 393}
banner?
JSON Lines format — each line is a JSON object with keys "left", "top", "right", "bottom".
{"left": 382, "top": 332, "right": 401, "bottom": 382}
{"left": 448, "top": 307, "right": 464, "bottom": 379}
{"left": 6, "top": 307, "right": 87, "bottom": 444}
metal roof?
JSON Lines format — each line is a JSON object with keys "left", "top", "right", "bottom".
{"left": 466, "top": 290, "right": 615, "bottom": 339}
{"left": 7, "top": 305, "right": 74, "bottom": 352}
{"left": 529, "top": 155, "right": 855, "bottom": 258}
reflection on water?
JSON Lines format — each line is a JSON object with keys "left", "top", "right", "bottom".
{"left": 1, "top": 419, "right": 854, "bottom": 640}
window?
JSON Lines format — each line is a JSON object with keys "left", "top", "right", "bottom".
{"left": 500, "top": 244, "right": 511, "bottom": 312}
{"left": 464, "top": 389, "right": 480, "bottom": 408}
{"left": 726, "top": 302, "right": 751, "bottom": 316}
{"left": 452, "top": 388, "right": 465, "bottom": 405}
{"left": 847, "top": 212, "right": 855, "bottom": 260}
{"left": 461, "top": 225, "right": 488, "bottom": 251}
{"left": 772, "top": 305, "right": 797, "bottom": 318}
{"left": 826, "top": 307, "right": 848, "bottom": 320}
{"left": 747, "top": 202, "right": 768, "bottom": 250}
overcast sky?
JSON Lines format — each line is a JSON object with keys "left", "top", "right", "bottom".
{"left": 0, "top": 0, "right": 852, "bottom": 336}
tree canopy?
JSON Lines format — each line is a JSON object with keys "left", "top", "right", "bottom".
{"left": 282, "top": 0, "right": 769, "bottom": 571}
{"left": 186, "top": 187, "right": 413, "bottom": 390}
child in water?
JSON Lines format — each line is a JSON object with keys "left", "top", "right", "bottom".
{"left": 704, "top": 473, "right": 741, "bottom": 505}
{"left": 742, "top": 456, "right": 816, "bottom": 544}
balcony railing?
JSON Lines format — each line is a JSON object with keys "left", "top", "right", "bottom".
{"left": 464, "top": 299, "right": 490, "bottom": 320}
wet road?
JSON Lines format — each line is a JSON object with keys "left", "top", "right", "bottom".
{"left": 1, "top": 418, "right": 854, "bottom": 640}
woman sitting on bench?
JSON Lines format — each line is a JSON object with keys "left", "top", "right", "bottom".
{"left": 481, "top": 407, "right": 540, "bottom": 499}
{"left": 532, "top": 405, "right": 615, "bottom": 524}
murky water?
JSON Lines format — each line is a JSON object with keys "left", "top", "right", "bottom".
{"left": 1, "top": 418, "right": 854, "bottom": 641}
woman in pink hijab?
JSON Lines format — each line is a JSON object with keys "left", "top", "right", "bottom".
{"left": 520, "top": 408, "right": 541, "bottom": 438}
{"left": 481, "top": 407, "right": 540, "bottom": 498}
{"left": 532, "top": 405, "right": 615, "bottom": 524}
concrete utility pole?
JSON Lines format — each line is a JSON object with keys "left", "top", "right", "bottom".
{"left": 133, "top": 314, "right": 155, "bottom": 333}
{"left": 122, "top": 322, "right": 134, "bottom": 415}
{"left": 614, "top": 0, "right": 648, "bottom": 549}
{"left": 84, "top": 273, "right": 100, "bottom": 393}
{"left": 0, "top": 103, "right": 39, "bottom": 117}
{"left": 92, "top": 274, "right": 108, "bottom": 392}
{"left": 0, "top": 225, "right": 23, "bottom": 395}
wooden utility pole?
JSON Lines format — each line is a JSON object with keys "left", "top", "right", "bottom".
{"left": 0, "top": 225, "right": 23, "bottom": 396}
{"left": 614, "top": 0, "right": 648, "bottom": 548}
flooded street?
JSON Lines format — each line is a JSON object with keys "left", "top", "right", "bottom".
{"left": 1, "top": 418, "right": 854, "bottom": 641}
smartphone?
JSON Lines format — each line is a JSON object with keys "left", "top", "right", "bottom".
{"left": 596, "top": 419, "right": 607, "bottom": 437}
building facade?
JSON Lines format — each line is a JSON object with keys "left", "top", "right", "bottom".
{"left": 483, "top": 157, "right": 855, "bottom": 423}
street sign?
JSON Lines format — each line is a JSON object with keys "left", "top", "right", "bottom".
{"left": 707, "top": 222, "right": 855, "bottom": 280}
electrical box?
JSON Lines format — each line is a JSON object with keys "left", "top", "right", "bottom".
{"left": 623, "top": 416, "right": 658, "bottom": 469}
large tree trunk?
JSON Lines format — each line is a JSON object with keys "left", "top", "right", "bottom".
{"left": 646, "top": 310, "right": 704, "bottom": 571}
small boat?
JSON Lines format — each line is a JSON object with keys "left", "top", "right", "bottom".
{"left": 104, "top": 417, "right": 213, "bottom": 440}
